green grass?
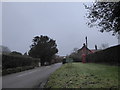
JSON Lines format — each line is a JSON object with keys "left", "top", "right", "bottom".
{"left": 45, "top": 63, "right": 119, "bottom": 88}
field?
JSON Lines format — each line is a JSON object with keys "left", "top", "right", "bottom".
{"left": 45, "top": 63, "right": 119, "bottom": 88}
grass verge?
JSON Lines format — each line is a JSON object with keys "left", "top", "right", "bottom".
{"left": 45, "top": 63, "right": 119, "bottom": 88}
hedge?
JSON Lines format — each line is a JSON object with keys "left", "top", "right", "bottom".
{"left": 86, "top": 45, "right": 119, "bottom": 65}
{"left": 2, "top": 66, "right": 35, "bottom": 75}
{"left": 2, "top": 54, "right": 40, "bottom": 69}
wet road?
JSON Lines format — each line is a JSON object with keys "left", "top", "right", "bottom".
{"left": 2, "top": 63, "right": 62, "bottom": 88}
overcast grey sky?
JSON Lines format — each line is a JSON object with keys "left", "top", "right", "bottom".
{"left": 2, "top": 2, "right": 118, "bottom": 56}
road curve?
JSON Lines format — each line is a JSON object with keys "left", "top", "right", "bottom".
{"left": 2, "top": 63, "right": 62, "bottom": 88}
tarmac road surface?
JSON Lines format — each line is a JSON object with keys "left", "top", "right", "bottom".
{"left": 2, "top": 63, "right": 62, "bottom": 88}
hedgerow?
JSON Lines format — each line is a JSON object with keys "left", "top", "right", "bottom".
{"left": 86, "top": 45, "right": 119, "bottom": 65}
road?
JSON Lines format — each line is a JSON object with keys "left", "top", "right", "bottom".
{"left": 2, "top": 63, "right": 62, "bottom": 88}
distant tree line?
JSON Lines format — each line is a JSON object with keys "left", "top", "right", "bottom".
{"left": 69, "top": 53, "right": 81, "bottom": 62}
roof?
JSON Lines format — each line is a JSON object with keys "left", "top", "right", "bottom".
{"left": 78, "top": 45, "right": 92, "bottom": 53}
{"left": 90, "top": 50, "right": 97, "bottom": 53}
{"left": 78, "top": 45, "right": 101, "bottom": 54}
{"left": 90, "top": 49, "right": 101, "bottom": 53}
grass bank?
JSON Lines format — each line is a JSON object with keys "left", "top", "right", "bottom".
{"left": 45, "top": 63, "right": 119, "bottom": 88}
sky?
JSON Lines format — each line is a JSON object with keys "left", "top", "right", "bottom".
{"left": 1, "top": 2, "right": 118, "bottom": 56}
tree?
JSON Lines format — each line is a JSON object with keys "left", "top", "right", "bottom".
{"left": 28, "top": 35, "right": 58, "bottom": 66}
{"left": 85, "top": 1, "right": 120, "bottom": 35}
{"left": 73, "top": 48, "right": 79, "bottom": 53}
{"left": 0, "top": 45, "right": 11, "bottom": 54}
{"left": 69, "top": 48, "right": 81, "bottom": 61}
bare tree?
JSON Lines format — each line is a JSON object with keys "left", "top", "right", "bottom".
{"left": 0, "top": 45, "right": 11, "bottom": 54}
{"left": 73, "top": 48, "right": 79, "bottom": 53}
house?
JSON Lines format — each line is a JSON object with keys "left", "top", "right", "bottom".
{"left": 78, "top": 43, "right": 93, "bottom": 56}
{"left": 69, "top": 37, "right": 101, "bottom": 63}
{"left": 77, "top": 43, "right": 99, "bottom": 63}
{"left": 78, "top": 43, "right": 99, "bottom": 56}
{"left": 77, "top": 37, "right": 100, "bottom": 63}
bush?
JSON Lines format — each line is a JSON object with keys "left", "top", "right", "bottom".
{"left": 86, "top": 45, "right": 119, "bottom": 65}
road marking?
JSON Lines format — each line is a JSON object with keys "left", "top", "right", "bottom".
{"left": 16, "top": 70, "right": 37, "bottom": 77}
